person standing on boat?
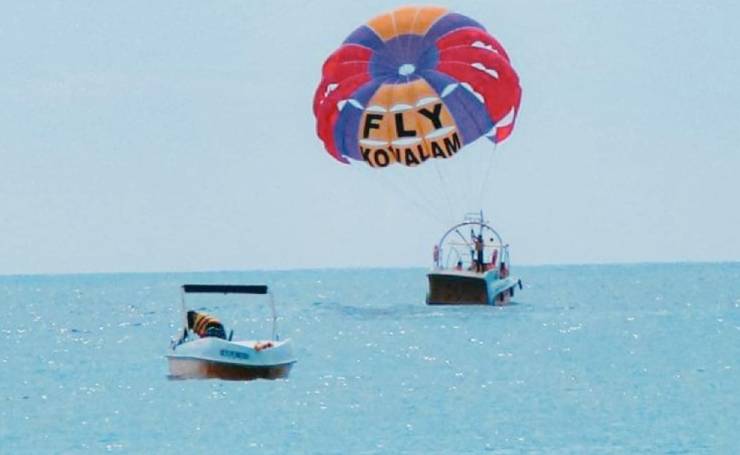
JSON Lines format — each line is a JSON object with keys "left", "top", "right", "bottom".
{"left": 499, "top": 260, "right": 509, "bottom": 278}
{"left": 489, "top": 249, "right": 499, "bottom": 273}
{"left": 474, "top": 234, "right": 485, "bottom": 272}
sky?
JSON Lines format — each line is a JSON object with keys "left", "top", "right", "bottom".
{"left": 1, "top": 1, "right": 739, "bottom": 275}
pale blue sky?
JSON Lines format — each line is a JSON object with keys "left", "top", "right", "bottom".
{"left": 1, "top": 1, "right": 739, "bottom": 275}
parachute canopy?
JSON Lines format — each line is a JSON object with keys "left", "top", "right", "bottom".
{"left": 314, "top": 6, "right": 521, "bottom": 168}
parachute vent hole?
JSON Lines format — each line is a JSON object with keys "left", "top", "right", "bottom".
{"left": 398, "top": 64, "right": 416, "bottom": 76}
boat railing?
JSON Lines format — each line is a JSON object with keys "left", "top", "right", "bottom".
{"left": 438, "top": 243, "right": 511, "bottom": 271}
{"left": 443, "top": 241, "right": 505, "bottom": 249}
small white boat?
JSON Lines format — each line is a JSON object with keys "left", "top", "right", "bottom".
{"left": 166, "top": 284, "right": 296, "bottom": 380}
{"left": 427, "top": 212, "right": 522, "bottom": 305}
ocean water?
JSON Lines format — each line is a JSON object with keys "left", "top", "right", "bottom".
{"left": 1, "top": 263, "right": 739, "bottom": 454}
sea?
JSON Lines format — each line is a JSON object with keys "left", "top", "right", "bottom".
{"left": 1, "top": 263, "right": 739, "bottom": 454}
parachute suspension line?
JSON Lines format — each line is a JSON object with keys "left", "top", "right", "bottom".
{"left": 431, "top": 158, "right": 457, "bottom": 226}
{"left": 408, "top": 170, "right": 441, "bottom": 217}
{"left": 474, "top": 131, "right": 491, "bottom": 200}
{"left": 390, "top": 168, "right": 441, "bottom": 222}
{"left": 477, "top": 142, "right": 499, "bottom": 211}
{"left": 352, "top": 164, "right": 443, "bottom": 225}
{"left": 375, "top": 169, "right": 445, "bottom": 224}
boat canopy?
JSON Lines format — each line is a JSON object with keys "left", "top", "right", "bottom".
{"left": 182, "top": 284, "right": 268, "bottom": 295}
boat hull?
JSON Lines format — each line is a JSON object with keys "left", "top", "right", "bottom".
{"left": 426, "top": 270, "right": 520, "bottom": 305}
{"left": 166, "top": 337, "right": 296, "bottom": 381}
{"left": 167, "top": 357, "right": 294, "bottom": 381}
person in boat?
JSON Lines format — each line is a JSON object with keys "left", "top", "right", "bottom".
{"left": 499, "top": 260, "right": 509, "bottom": 279}
{"left": 488, "top": 249, "right": 499, "bottom": 273}
{"left": 474, "top": 234, "right": 485, "bottom": 272}
{"left": 433, "top": 245, "right": 440, "bottom": 268}
{"left": 187, "top": 310, "right": 227, "bottom": 339}
{"left": 454, "top": 260, "right": 463, "bottom": 271}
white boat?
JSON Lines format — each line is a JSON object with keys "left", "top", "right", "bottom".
{"left": 427, "top": 212, "right": 522, "bottom": 305}
{"left": 166, "top": 284, "right": 296, "bottom": 380}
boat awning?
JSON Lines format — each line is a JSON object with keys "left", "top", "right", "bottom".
{"left": 182, "top": 284, "right": 268, "bottom": 295}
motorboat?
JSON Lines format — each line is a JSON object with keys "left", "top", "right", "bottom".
{"left": 427, "top": 212, "right": 522, "bottom": 305}
{"left": 166, "top": 284, "right": 296, "bottom": 380}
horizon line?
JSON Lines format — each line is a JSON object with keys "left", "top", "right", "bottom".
{"left": 0, "top": 259, "right": 738, "bottom": 279}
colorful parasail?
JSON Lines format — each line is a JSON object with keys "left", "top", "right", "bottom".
{"left": 313, "top": 6, "right": 522, "bottom": 168}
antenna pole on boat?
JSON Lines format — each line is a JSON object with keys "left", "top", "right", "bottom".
{"left": 180, "top": 288, "right": 188, "bottom": 334}
{"left": 268, "top": 291, "right": 278, "bottom": 341}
